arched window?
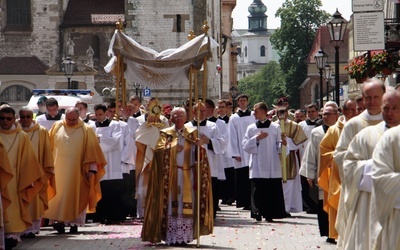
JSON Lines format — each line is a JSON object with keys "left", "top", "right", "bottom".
{"left": 260, "top": 45, "right": 265, "bottom": 57}
{"left": 244, "top": 46, "right": 248, "bottom": 57}
{"left": 0, "top": 85, "right": 31, "bottom": 102}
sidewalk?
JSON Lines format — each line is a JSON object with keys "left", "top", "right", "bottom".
{"left": 15, "top": 205, "right": 336, "bottom": 249}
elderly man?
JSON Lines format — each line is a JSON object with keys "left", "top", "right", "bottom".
{"left": 44, "top": 107, "right": 106, "bottom": 234}
{"left": 333, "top": 78, "right": 385, "bottom": 247}
{"left": 300, "top": 102, "right": 339, "bottom": 244}
{"left": 141, "top": 107, "right": 213, "bottom": 245}
{"left": 18, "top": 107, "right": 55, "bottom": 238}
{"left": 371, "top": 90, "right": 400, "bottom": 249}
{"left": 341, "top": 89, "right": 400, "bottom": 249}
{"left": 0, "top": 105, "right": 44, "bottom": 249}
{"left": 318, "top": 98, "right": 357, "bottom": 241}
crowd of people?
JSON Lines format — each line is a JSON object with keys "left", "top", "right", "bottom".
{"left": 0, "top": 77, "right": 400, "bottom": 249}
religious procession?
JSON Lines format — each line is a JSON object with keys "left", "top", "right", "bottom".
{"left": 1, "top": 76, "right": 400, "bottom": 250}
{"left": 2, "top": 0, "right": 400, "bottom": 248}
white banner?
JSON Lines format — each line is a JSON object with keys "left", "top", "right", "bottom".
{"left": 104, "top": 30, "right": 218, "bottom": 88}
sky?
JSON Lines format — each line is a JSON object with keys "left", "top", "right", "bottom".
{"left": 232, "top": 0, "right": 353, "bottom": 30}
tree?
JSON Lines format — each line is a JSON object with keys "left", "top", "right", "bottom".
{"left": 270, "top": 0, "right": 330, "bottom": 107}
{"left": 239, "top": 61, "right": 286, "bottom": 108}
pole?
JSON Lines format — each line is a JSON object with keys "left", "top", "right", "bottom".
{"left": 319, "top": 68, "right": 323, "bottom": 108}
{"left": 280, "top": 119, "right": 287, "bottom": 183}
{"left": 326, "top": 80, "right": 329, "bottom": 102}
{"left": 67, "top": 78, "right": 71, "bottom": 89}
{"left": 335, "top": 46, "right": 340, "bottom": 106}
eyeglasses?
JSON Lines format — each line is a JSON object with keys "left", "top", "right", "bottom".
{"left": 0, "top": 116, "right": 14, "bottom": 121}
{"left": 19, "top": 116, "right": 32, "bottom": 119}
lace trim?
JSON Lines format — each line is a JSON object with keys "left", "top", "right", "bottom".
{"left": 165, "top": 215, "right": 193, "bottom": 245}
{"left": 22, "top": 219, "right": 41, "bottom": 235}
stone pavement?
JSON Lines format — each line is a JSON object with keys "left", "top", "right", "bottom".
{"left": 15, "top": 205, "right": 337, "bottom": 250}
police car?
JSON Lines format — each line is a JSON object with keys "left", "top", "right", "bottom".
{"left": 27, "top": 89, "right": 94, "bottom": 114}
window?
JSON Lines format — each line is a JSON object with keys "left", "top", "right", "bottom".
{"left": 6, "top": 0, "right": 31, "bottom": 31}
{"left": 0, "top": 85, "right": 31, "bottom": 102}
{"left": 244, "top": 46, "right": 247, "bottom": 57}
{"left": 260, "top": 46, "right": 265, "bottom": 57}
{"left": 177, "top": 15, "right": 182, "bottom": 33}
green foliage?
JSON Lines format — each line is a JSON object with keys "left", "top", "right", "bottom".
{"left": 238, "top": 61, "right": 286, "bottom": 108}
{"left": 270, "top": 0, "right": 330, "bottom": 107}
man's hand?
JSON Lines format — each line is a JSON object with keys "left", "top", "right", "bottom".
{"left": 256, "top": 131, "right": 268, "bottom": 141}
{"left": 233, "top": 156, "right": 242, "bottom": 162}
{"left": 307, "top": 178, "right": 314, "bottom": 187}
{"left": 281, "top": 135, "right": 287, "bottom": 146}
{"left": 199, "top": 134, "right": 210, "bottom": 145}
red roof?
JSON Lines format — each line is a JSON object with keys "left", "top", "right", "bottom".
{"left": 307, "top": 25, "right": 349, "bottom": 64}
{"left": 61, "top": 0, "right": 125, "bottom": 27}
{"left": 0, "top": 56, "right": 48, "bottom": 75}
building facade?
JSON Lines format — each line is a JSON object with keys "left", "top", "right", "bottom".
{"left": 0, "top": 0, "right": 235, "bottom": 109}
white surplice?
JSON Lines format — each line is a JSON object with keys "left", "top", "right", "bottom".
{"left": 342, "top": 122, "right": 386, "bottom": 250}
{"left": 333, "top": 110, "right": 382, "bottom": 246}
{"left": 242, "top": 122, "right": 282, "bottom": 179}
{"left": 299, "top": 126, "right": 326, "bottom": 199}
{"left": 185, "top": 120, "right": 224, "bottom": 178}
{"left": 36, "top": 113, "right": 65, "bottom": 131}
{"left": 227, "top": 111, "right": 256, "bottom": 168}
{"left": 371, "top": 125, "right": 400, "bottom": 250}
{"left": 96, "top": 120, "right": 123, "bottom": 180}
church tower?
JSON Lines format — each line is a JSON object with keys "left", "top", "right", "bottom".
{"left": 232, "top": 0, "right": 278, "bottom": 81}
{"left": 248, "top": 0, "right": 267, "bottom": 31}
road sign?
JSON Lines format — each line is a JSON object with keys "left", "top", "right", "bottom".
{"left": 143, "top": 87, "right": 151, "bottom": 97}
{"left": 339, "top": 88, "right": 344, "bottom": 96}
{"left": 352, "top": 0, "right": 383, "bottom": 12}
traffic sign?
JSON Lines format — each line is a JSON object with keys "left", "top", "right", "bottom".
{"left": 143, "top": 87, "right": 151, "bottom": 97}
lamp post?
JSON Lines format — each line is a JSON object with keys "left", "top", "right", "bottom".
{"left": 328, "top": 9, "right": 348, "bottom": 106}
{"left": 229, "top": 85, "right": 239, "bottom": 111}
{"left": 314, "top": 48, "right": 328, "bottom": 108}
{"left": 324, "top": 64, "right": 333, "bottom": 101}
{"left": 62, "top": 56, "right": 75, "bottom": 89}
{"left": 62, "top": 57, "right": 75, "bottom": 89}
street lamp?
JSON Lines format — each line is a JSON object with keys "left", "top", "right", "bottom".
{"left": 314, "top": 48, "right": 328, "bottom": 108}
{"left": 327, "top": 8, "right": 348, "bottom": 106}
{"left": 133, "top": 83, "right": 142, "bottom": 102}
{"left": 324, "top": 64, "right": 333, "bottom": 101}
{"left": 229, "top": 85, "right": 239, "bottom": 110}
{"left": 62, "top": 57, "right": 75, "bottom": 89}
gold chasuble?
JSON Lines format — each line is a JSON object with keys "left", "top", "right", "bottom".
{"left": 282, "top": 120, "right": 307, "bottom": 179}
{"left": 0, "top": 138, "right": 13, "bottom": 226}
{"left": 141, "top": 126, "right": 213, "bottom": 243}
{"left": 23, "top": 122, "right": 55, "bottom": 220}
{"left": 318, "top": 118, "right": 344, "bottom": 239}
{"left": 0, "top": 124, "right": 45, "bottom": 233}
{"left": 44, "top": 120, "right": 106, "bottom": 222}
